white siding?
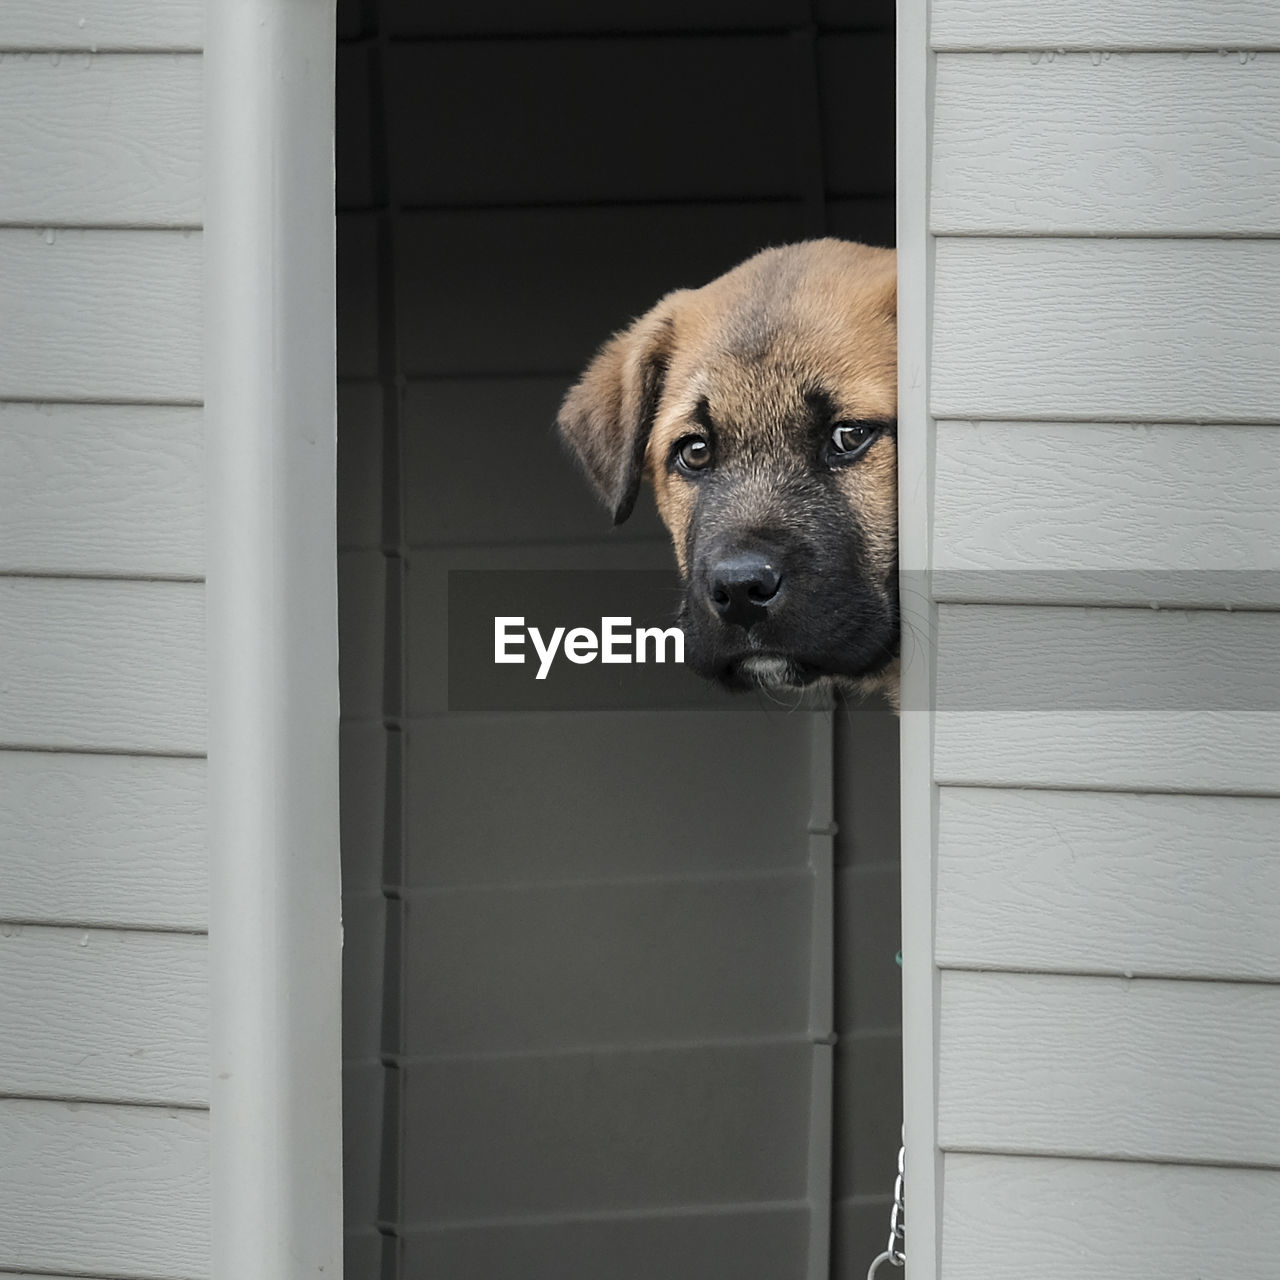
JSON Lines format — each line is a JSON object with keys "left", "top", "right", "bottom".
{"left": 902, "top": 5, "right": 1280, "bottom": 1277}
{"left": 932, "top": 54, "right": 1280, "bottom": 235}
{"left": 933, "top": 421, "right": 1280, "bottom": 590}
{"left": 0, "top": 578, "right": 205, "bottom": 754}
{"left": 0, "top": 55, "right": 201, "bottom": 225}
{"left": 936, "top": 788, "right": 1280, "bottom": 979}
{"left": 0, "top": 1100, "right": 209, "bottom": 1278}
{"left": 0, "top": 229, "right": 202, "bottom": 402}
{"left": 0, "top": 2, "right": 202, "bottom": 50}
{"left": 932, "top": 238, "right": 1280, "bottom": 422}
{"left": 0, "top": 751, "right": 207, "bottom": 930}
{"left": 0, "top": 7, "right": 209, "bottom": 1276}
{"left": 0, "top": 927, "right": 207, "bottom": 1104}
{"left": 0, "top": 403, "right": 204, "bottom": 578}
{"left": 931, "top": 0, "right": 1280, "bottom": 50}
{"left": 941, "top": 1154, "right": 1280, "bottom": 1280}
{"left": 939, "top": 971, "right": 1280, "bottom": 1164}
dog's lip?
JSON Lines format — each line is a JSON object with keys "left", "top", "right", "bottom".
{"left": 719, "top": 652, "right": 820, "bottom": 688}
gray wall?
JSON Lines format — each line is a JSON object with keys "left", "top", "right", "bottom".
{"left": 335, "top": 3, "right": 901, "bottom": 1276}
{"left": 0, "top": 3, "right": 209, "bottom": 1277}
{"left": 910, "top": 2, "right": 1280, "bottom": 1274}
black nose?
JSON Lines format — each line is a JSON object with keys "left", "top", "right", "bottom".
{"left": 707, "top": 552, "right": 783, "bottom": 629}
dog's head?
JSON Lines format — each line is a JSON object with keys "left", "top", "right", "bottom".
{"left": 557, "top": 239, "right": 898, "bottom": 699}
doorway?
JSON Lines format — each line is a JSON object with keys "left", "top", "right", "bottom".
{"left": 335, "top": 4, "right": 900, "bottom": 1275}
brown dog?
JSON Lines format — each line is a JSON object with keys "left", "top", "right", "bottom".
{"left": 557, "top": 238, "right": 899, "bottom": 701}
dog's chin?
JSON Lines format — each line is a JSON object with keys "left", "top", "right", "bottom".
{"left": 729, "top": 654, "right": 814, "bottom": 692}
{"left": 700, "top": 637, "right": 901, "bottom": 696}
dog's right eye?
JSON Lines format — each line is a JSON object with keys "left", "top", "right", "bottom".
{"left": 673, "top": 436, "right": 713, "bottom": 474}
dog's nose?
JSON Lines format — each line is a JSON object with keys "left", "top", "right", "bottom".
{"left": 708, "top": 552, "right": 783, "bottom": 629}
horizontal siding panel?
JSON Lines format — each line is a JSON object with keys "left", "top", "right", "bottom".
{"left": 386, "top": 39, "right": 803, "bottom": 206}
{"left": 939, "top": 971, "right": 1280, "bottom": 1165}
{"left": 937, "top": 788, "right": 1280, "bottom": 979}
{"left": 934, "top": 709, "right": 1280, "bottom": 793}
{"left": 0, "top": 1099, "right": 208, "bottom": 1277}
{"left": 399, "top": 875, "right": 812, "bottom": 1054}
{"left": 404, "top": 710, "right": 812, "bottom": 885}
{"left": 0, "top": 2, "right": 203, "bottom": 50}
{"left": 399, "top": 1042, "right": 811, "bottom": 1222}
{"left": 0, "top": 402, "right": 203, "bottom": 576}
{"left": 0, "top": 926, "right": 206, "bottom": 1104}
{"left": 932, "top": 53, "right": 1280, "bottom": 235}
{"left": 402, "top": 378, "right": 665, "bottom": 547}
{"left": 398, "top": 1207, "right": 810, "bottom": 1280}
{"left": 932, "top": 605, "right": 1280, "bottom": 790}
{"left": 942, "top": 1153, "right": 1280, "bottom": 1279}
{"left": 932, "top": 421, "right": 1280, "bottom": 601}
{"left": 0, "top": 228, "right": 201, "bottom": 401}
{"left": 0, "top": 578, "right": 205, "bottom": 754}
{"left": 0, "top": 54, "right": 201, "bottom": 225}
{"left": 932, "top": 0, "right": 1280, "bottom": 51}
{"left": 931, "top": 238, "right": 1280, "bottom": 421}
{"left": 0, "top": 750, "right": 206, "bottom": 930}
{"left": 934, "top": 604, "right": 1280, "bottom": 712}
{"left": 395, "top": 203, "right": 810, "bottom": 376}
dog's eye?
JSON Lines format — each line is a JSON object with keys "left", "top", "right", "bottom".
{"left": 673, "top": 435, "right": 713, "bottom": 474}
{"left": 828, "top": 421, "right": 881, "bottom": 463}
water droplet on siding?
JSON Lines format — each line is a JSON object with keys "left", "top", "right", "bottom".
{"left": 1028, "top": 50, "right": 1042, "bottom": 65}
{"left": 43, "top": 228, "right": 55, "bottom": 245}
{"left": 77, "top": 15, "right": 87, "bottom": 27}
{"left": 79, "top": 932, "right": 89, "bottom": 947}
{"left": 50, "top": 51, "right": 62, "bottom": 67}
{"left": 1090, "top": 50, "right": 1102, "bottom": 65}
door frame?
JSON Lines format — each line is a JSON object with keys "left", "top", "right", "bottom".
{"left": 205, "top": 2, "right": 344, "bottom": 1275}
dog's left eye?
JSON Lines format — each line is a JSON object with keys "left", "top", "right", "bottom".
{"left": 827, "top": 421, "right": 881, "bottom": 463}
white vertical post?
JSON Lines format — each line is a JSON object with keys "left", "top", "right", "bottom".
{"left": 896, "top": 0, "right": 942, "bottom": 1277}
{"left": 205, "top": 2, "right": 343, "bottom": 1277}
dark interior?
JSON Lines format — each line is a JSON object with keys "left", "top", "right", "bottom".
{"left": 335, "top": 3, "right": 901, "bottom": 1275}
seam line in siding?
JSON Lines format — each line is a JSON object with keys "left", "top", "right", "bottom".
{"left": 939, "top": 1145, "right": 1280, "bottom": 1174}
{"left": 0, "top": 918, "right": 207, "bottom": 938}
{"left": 0, "top": 397, "right": 204, "bottom": 409}
{"left": 0, "top": 44, "right": 203, "bottom": 54}
{"left": 932, "top": 228, "right": 1280, "bottom": 241}
{"left": 0, "top": 744, "right": 205, "bottom": 761}
{"left": 938, "top": 962, "right": 1280, "bottom": 989}
{"left": 935, "top": 779, "right": 1280, "bottom": 801}
{"left": 0, "top": 571, "right": 205, "bottom": 585}
{"left": 0, "top": 1092, "right": 209, "bottom": 1112}
{"left": 0, "top": 222, "right": 203, "bottom": 233}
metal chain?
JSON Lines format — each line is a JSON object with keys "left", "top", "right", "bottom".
{"left": 865, "top": 1130, "right": 905, "bottom": 1280}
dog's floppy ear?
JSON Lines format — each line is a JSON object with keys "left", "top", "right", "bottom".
{"left": 557, "top": 300, "right": 678, "bottom": 525}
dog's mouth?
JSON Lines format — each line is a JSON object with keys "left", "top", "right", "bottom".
{"left": 721, "top": 653, "right": 817, "bottom": 692}
{"left": 699, "top": 627, "right": 901, "bottom": 694}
